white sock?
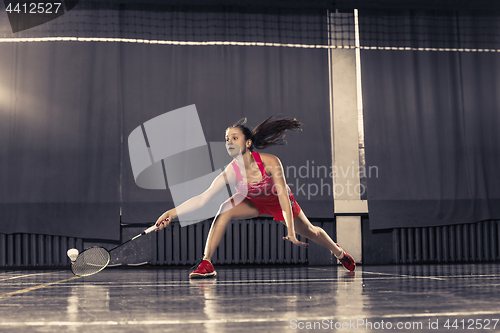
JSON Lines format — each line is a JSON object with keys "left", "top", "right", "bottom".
{"left": 334, "top": 251, "right": 344, "bottom": 260}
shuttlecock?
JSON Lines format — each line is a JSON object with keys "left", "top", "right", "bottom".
{"left": 67, "top": 248, "right": 79, "bottom": 262}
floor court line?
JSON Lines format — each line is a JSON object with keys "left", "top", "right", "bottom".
{"left": 6, "top": 276, "right": 426, "bottom": 288}
{"left": 54, "top": 279, "right": 497, "bottom": 289}
{"left": 0, "top": 272, "right": 61, "bottom": 282}
{"left": 0, "top": 276, "right": 80, "bottom": 298}
{"left": 309, "top": 268, "right": 447, "bottom": 281}
{"left": 434, "top": 274, "right": 500, "bottom": 279}
{"left": 0, "top": 266, "right": 493, "bottom": 299}
{"left": 2, "top": 269, "right": 480, "bottom": 293}
{"left": 363, "top": 271, "right": 500, "bottom": 281}
{"left": 0, "top": 276, "right": 449, "bottom": 295}
{"left": 361, "top": 271, "right": 446, "bottom": 280}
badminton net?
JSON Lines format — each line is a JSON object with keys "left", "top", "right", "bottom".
{"left": 1, "top": 2, "right": 500, "bottom": 51}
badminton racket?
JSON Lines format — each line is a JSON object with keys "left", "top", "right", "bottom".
{"left": 71, "top": 223, "right": 161, "bottom": 277}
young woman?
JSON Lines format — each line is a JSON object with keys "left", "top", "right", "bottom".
{"left": 155, "top": 116, "right": 355, "bottom": 278}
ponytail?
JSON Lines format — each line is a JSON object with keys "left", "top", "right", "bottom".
{"left": 230, "top": 115, "right": 302, "bottom": 150}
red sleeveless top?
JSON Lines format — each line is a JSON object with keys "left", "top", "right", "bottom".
{"left": 232, "top": 152, "right": 283, "bottom": 199}
{"left": 230, "top": 152, "right": 301, "bottom": 221}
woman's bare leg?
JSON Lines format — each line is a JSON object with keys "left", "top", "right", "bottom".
{"left": 203, "top": 195, "right": 259, "bottom": 261}
{"left": 292, "top": 210, "right": 343, "bottom": 258}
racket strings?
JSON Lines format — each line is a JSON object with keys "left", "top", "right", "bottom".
{"left": 71, "top": 247, "right": 110, "bottom": 277}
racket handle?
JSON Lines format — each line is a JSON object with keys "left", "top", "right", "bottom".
{"left": 144, "top": 224, "right": 158, "bottom": 234}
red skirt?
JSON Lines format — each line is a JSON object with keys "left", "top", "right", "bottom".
{"left": 248, "top": 193, "right": 301, "bottom": 221}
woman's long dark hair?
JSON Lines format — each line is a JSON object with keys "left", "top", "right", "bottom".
{"left": 230, "top": 115, "right": 302, "bottom": 150}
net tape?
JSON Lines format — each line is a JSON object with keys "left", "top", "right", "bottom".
{"left": 1, "top": 3, "right": 499, "bottom": 51}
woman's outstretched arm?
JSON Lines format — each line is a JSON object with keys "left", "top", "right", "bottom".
{"left": 155, "top": 164, "right": 235, "bottom": 229}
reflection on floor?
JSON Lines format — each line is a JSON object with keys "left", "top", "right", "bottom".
{"left": 1, "top": 264, "right": 500, "bottom": 332}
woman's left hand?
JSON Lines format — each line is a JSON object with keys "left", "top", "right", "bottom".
{"left": 283, "top": 235, "right": 308, "bottom": 247}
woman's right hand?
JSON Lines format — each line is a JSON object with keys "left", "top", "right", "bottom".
{"left": 283, "top": 234, "right": 309, "bottom": 247}
{"left": 155, "top": 209, "right": 175, "bottom": 230}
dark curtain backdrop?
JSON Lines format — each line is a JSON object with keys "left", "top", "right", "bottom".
{"left": 362, "top": 49, "right": 500, "bottom": 230}
{"left": 0, "top": 3, "right": 332, "bottom": 239}
{"left": 0, "top": 18, "right": 331, "bottom": 238}
{"left": 120, "top": 44, "right": 332, "bottom": 223}
{"left": 0, "top": 42, "right": 121, "bottom": 239}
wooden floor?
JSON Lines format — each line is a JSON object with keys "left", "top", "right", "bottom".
{"left": 1, "top": 263, "right": 500, "bottom": 332}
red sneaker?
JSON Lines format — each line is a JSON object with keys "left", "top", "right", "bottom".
{"left": 336, "top": 244, "right": 356, "bottom": 271}
{"left": 189, "top": 259, "right": 217, "bottom": 279}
